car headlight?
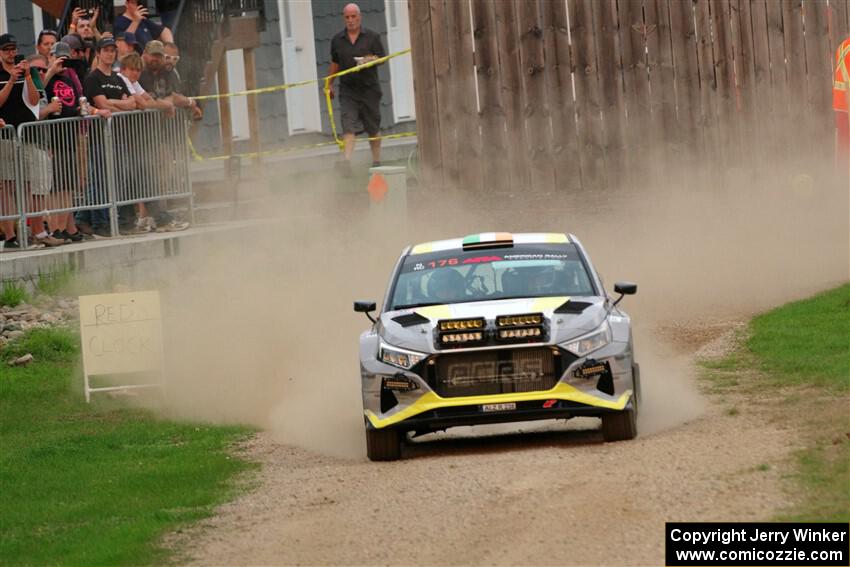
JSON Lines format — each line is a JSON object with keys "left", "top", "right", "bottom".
{"left": 563, "top": 320, "right": 612, "bottom": 357}
{"left": 379, "top": 341, "right": 426, "bottom": 370}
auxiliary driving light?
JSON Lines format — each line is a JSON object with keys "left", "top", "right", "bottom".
{"left": 497, "top": 327, "right": 542, "bottom": 339}
{"left": 439, "top": 318, "right": 486, "bottom": 331}
{"left": 497, "top": 313, "right": 543, "bottom": 327}
{"left": 441, "top": 331, "right": 484, "bottom": 343}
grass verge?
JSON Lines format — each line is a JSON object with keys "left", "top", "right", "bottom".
{"left": 0, "top": 328, "right": 257, "bottom": 566}
{"left": 700, "top": 283, "right": 850, "bottom": 522}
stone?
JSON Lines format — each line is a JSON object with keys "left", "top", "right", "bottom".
{"left": 8, "top": 353, "right": 33, "bottom": 367}
{"left": 3, "top": 322, "right": 21, "bottom": 332}
{"left": 40, "top": 313, "right": 57, "bottom": 324}
{"left": 6, "top": 330, "right": 24, "bottom": 340}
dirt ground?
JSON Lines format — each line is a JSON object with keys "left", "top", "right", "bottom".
{"left": 152, "top": 154, "right": 847, "bottom": 566}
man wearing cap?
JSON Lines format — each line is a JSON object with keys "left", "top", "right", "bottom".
{"left": 59, "top": 34, "right": 90, "bottom": 77}
{"left": 0, "top": 34, "right": 41, "bottom": 249}
{"left": 113, "top": 0, "right": 174, "bottom": 49}
{"left": 79, "top": 37, "right": 137, "bottom": 237}
{"left": 140, "top": 41, "right": 200, "bottom": 119}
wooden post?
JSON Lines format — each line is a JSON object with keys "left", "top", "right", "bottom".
{"left": 570, "top": 0, "right": 605, "bottom": 190}
{"left": 694, "top": 0, "right": 719, "bottom": 165}
{"left": 711, "top": 0, "right": 738, "bottom": 165}
{"left": 408, "top": 0, "right": 442, "bottom": 188}
{"left": 243, "top": 47, "right": 261, "bottom": 165}
{"left": 782, "top": 0, "right": 806, "bottom": 138}
{"left": 804, "top": 1, "right": 832, "bottom": 138}
{"left": 430, "top": 0, "right": 459, "bottom": 188}
{"left": 216, "top": 52, "right": 234, "bottom": 178}
{"left": 668, "top": 0, "right": 702, "bottom": 156}
{"left": 596, "top": 0, "right": 625, "bottom": 173}
{"left": 749, "top": 0, "right": 771, "bottom": 166}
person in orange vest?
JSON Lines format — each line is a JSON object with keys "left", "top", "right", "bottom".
{"left": 834, "top": 36, "right": 850, "bottom": 175}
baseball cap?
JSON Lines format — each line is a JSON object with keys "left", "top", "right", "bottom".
{"left": 96, "top": 37, "right": 116, "bottom": 50}
{"left": 60, "top": 34, "right": 83, "bottom": 51}
{"left": 144, "top": 40, "right": 165, "bottom": 56}
{"left": 117, "top": 31, "right": 138, "bottom": 45}
{"left": 0, "top": 34, "right": 17, "bottom": 49}
{"left": 50, "top": 42, "right": 72, "bottom": 58}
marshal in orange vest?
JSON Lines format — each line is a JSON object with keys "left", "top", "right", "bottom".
{"left": 833, "top": 37, "right": 850, "bottom": 111}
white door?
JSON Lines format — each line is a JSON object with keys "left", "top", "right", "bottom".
{"left": 279, "top": 0, "right": 321, "bottom": 134}
{"left": 385, "top": 0, "right": 415, "bottom": 122}
{"left": 225, "top": 49, "right": 250, "bottom": 141}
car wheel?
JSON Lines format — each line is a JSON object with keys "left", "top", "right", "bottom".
{"left": 632, "top": 362, "right": 641, "bottom": 418}
{"left": 365, "top": 426, "right": 402, "bottom": 461}
{"left": 601, "top": 403, "right": 637, "bottom": 442}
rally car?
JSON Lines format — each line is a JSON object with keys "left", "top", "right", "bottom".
{"left": 354, "top": 232, "right": 640, "bottom": 461}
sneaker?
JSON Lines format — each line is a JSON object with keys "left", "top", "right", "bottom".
{"left": 1, "top": 238, "right": 20, "bottom": 251}
{"left": 135, "top": 216, "right": 154, "bottom": 232}
{"left": 51, "top": 230, "right": 72, "bottom": 244}
{"left": 156, "top": 219, "right": 190, "bottom": 232}
{"left": 77, "top": 221, "right": 94, "bottom": 236}
{"left": 62, "top": 230, "right": 85, "bottom": 242}
{"left": 119, "top": 225, "right": 146, "bottom": 236}
{"left": 33, "top": 234, "right": 66, "bottom": 247}
{"left": 92, "top": 227, "right": 112, "bottom": 238}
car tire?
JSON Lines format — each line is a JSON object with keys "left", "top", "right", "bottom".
{"left": 632, "top": 362, "right": 642, "bottom": 418}
{"left": 601, "top": 402, "right": 637, "bottom": 442}
{"left": 365, "top": 426, "right": 402, "bottom": 461}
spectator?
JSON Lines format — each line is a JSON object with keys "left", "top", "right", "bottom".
{"left": 68, "top": 6, "right": 102, "bottom": 42}
{"left": 43, "top": 42, "right": 93, "bottom": 243}
{"left": 36, "top": 30, "right": 59, "bottom": 59}
{"left": 114, "top": 0, "right": 174, "bottom": 49}
{"left": 156, "top": 0, "right": 182, "bottom": 30}
{"left": 327, "top": 3, "right": 386, "bottom": 174}
{"left": 0, "top": 34, "right": 62, "bottom": 249}
{"left": 140, "top": 41, "right": 200, "bottom": 119}
{"left": 162, "top": 41, "right": 180, "bottom": 80}
{"left": 79, "top": 37, "right": 137, "bottom": 237}
{"left": 60, "top": 34, "right": 90, "bottom": 78}
{"left": 116, "top": 32, "right": 140, "bottom": 61}
{"left": 118, "top": 52, "right": 186, "bottom": 232}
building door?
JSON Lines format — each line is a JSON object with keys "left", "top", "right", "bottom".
{"left": 279, "top": 0, "right": 321, "bottom": 135}
{"left": 385, "top": 0, "right": 415, "bottom": 122}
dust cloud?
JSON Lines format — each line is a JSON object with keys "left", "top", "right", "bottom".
{"left": 147, "top": 138, "right": 847, "bottom": 457}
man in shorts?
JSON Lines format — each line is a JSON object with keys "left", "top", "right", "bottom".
{"left": 327, "top": 3, "right": 386, "bottom": 175}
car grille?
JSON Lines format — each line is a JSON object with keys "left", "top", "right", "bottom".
{"left": 432, "top": 347, "right": 559, "bottom": 398}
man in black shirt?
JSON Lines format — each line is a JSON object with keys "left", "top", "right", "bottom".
{"left": 79, "top": 37, "right": 137, "bottom": 237}
{"left": 328, "top": 3, "right": 386, "bottom": 172}
{"left": 0, "top": 34, "right": 40, "bottom": 249}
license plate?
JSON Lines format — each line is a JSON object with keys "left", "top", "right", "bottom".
{"left": 481, "top": 402, "right": 516, "bottom": 412}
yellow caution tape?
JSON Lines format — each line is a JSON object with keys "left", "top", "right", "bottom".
{"left": 190, "top": 49, "right": 411, "bottom": 102}
{"left": 188, "top": 48, "right": 416, "bottom": 161}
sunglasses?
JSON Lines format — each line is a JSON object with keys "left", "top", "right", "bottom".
{"left": 165, "top": 55, "right": 180, "bottom": 62}
{"left": 32, "top": 67, "right": 48, "bottom": 72}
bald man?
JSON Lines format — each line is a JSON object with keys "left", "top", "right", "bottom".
{"left": 328, "top": 3, "right": 386, "bottom": 174}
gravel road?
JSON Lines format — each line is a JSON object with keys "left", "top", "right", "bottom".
{"left": 171, "top": 325, "right": 801, "bottom": 566}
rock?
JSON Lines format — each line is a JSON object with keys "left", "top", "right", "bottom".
{"left": 5, "top": 330, "right": 24, "bottom": 340}
{"left": 8, "top": 353, "right": 33, "bottom": 367}
{"left": 3, "top": 322, "right": 21, "bottom": 332}
{"left": 58, "top": 300, "right": 70, "bottom": 309}
{"left": 40, "top": 313, "right": 57, "bottom": 324}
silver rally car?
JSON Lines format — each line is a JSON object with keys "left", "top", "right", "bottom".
{"left": 354, "top": 232, "right": 640, "bottom": 461}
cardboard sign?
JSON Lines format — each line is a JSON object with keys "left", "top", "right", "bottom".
{"left": 79, "top": 291, "right": 163, "bottom": 377}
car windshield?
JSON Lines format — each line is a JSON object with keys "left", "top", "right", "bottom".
{"left": 389, "top": 243, "right": 596, "bottom": 309}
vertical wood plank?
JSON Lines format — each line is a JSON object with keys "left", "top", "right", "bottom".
{"left": 695, "top": 0, "right": 719, "bottom": 159}
{"left": 805, "top": 0, "right": 832, "bottom": 135}
{"left": 408, "top": 0, "right": 442, "bottom": 187}
{"left": 644, "top": 0, "right": 676, "bottom": 150}
{"left": 517, "top": 0, "right": 556, "bottom": 192}
{"left": 618, "top": 0, "right": 652, "bottom": 157}
{"left": 430, "top": 0, "right": 459, "bottom": 187}
{"left": 732, "top": 0, "right": 756, "bottom": 119}
{"left": 542, "top": 0, "right": 581, "bottom": 191}
{"left": 447, "top": 0, "right": 483, "bottom": 192}
{"left": 471, "top": 0, "right": 510, "bottom": 193}
{"left": 749, "top": 0, "right": 772, "bottom": 164}
{"left": 711, "top": 0, "right": 738, "bottom": 162}
{"left": 570, "top": 0, "right": 606, "bottom": 188}
{"left": 597, "top": 0, "right": 626, "bottom": 168}
{"left": 494, "top": 0, "right": 531, "bottom": 190}
{"left": 830, "top": 0, "right": 850, "bottom": 45}
{"left": 765, "top": 0, "right": 788, "bottom": 113}
{"left": 782, "top": 0, "right": 806, "bottom": 127}
{"left": 668, "top": 0, "right": 701, "bottom": 154}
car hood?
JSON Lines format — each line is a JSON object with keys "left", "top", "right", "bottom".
{"left": 380, "top": 296, "right": 608, "bottom": 352}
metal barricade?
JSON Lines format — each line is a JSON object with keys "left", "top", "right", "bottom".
{"left": 6, "top": 109, "right": 193, "bottom": 247}
{"left": 109, "top": 109, "right": 194, "bottom": 231}
{"left": 0, "top": 124, "right": 23, "bottom": 247}
{"left": 17, "top": 116, "right": 111, "bottom": 246}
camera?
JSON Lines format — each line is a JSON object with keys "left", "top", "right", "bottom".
{"left": 136, "top": 0, "right": 146, "bottom": 9}
{"left": 85, "top": 7, "right": 95, "bottom": 17}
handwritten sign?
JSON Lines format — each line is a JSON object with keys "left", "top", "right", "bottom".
{"left": 79, "top": 291, "right": 163, "bottom": 376}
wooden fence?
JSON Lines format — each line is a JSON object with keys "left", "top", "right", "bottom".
{"left": 408, "top": 0, "right": 850, "bottom": 192}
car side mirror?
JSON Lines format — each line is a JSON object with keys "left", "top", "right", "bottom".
{"left": 612, "top": 282, "right": 637, "bottom": 306}
{"left": 354, "top": 300, "right": 377, "bottom": 324}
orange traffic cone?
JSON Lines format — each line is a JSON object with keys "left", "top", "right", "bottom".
{"left": 367, "top": 172, "right": 388, "bottom": 203}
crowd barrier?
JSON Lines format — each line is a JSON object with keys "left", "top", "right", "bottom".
{"left": 1, "top": 109, "right": 193, "bottom": 248}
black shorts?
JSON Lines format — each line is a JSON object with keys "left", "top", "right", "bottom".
{"left": 340, "top": 91, "right": 381, "bottom": 137}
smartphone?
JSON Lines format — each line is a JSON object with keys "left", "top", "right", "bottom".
{"left": 13, "top": 54, "right": 25, "bottom": 65}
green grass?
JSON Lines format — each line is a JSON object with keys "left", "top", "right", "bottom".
{"left": 0, "top": 328, "right": 256, "bottom": 566}
{"left": 700, "top": 284, "right": 850, "bottom": 522}
{"left": 0, "top": 281, "right": 30, "bottom": 307}
{"left": 34, "top": 265, "right": 77, "bottom": 297}
{"left": 747, "top": 284, "right": 850, "bottom": 390}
